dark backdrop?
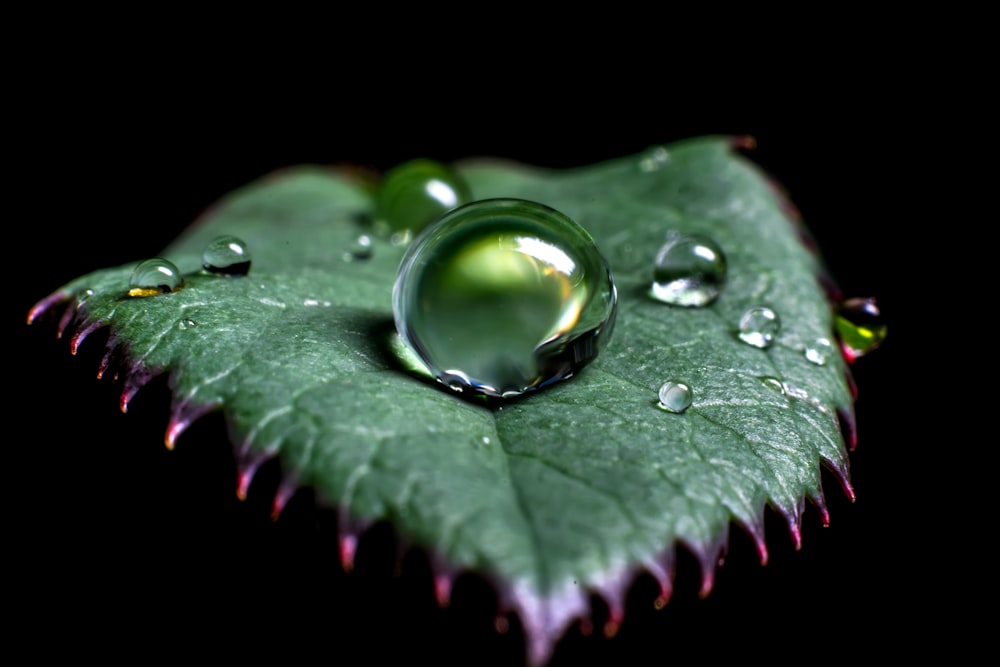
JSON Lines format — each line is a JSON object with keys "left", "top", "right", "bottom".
{"left": 13, "top": 79, "right": 914, "bottom": 665}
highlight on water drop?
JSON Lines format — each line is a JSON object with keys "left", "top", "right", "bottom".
{"left": 128, "top": 258, "right": 182, "bottom": 297}
{"left": 656, "top": 380, "right": 692, "bottom": 413}
{"left": 804, "top": 337, "right": 834, "bottom": 365}
{"left": 738, "top": 306, "right": 780, "bottom": 348}
{"left": 343, "top": 234, "right": 373, "bottom": 261}
{"left": 649, "top": 232, "right": 727, "bottom": 307}
{"left": 393, "top": 197, "right": 618, "bottom": 399}
{"left": 202, "top": 235, "right": 251, "bottom": 276}
{"left": 835, "top": 297, "right": 886, "bottom": 360}
{"left": 374, "top": 159, "right": 472, "bottom": 242}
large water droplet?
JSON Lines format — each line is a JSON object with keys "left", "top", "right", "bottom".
{"left": 129, "top": 258, "right": 182, "bottom": 297}
{"left": 393, "top": 198, "right": 618, "bottom": 399}
{"left": 835, "top": 297, "right": 886, "bottom": 360}
{"left": 657, "top": 381, "right": 692, "bottom": 413}
{"left": 804, "top": 337, "right": 834, "bottom": 365}
{"left": 202, "top": 235, "right": 251, "bottom": 276}
{"left": 649, "top": 232, "right": 727, "bottom": 307}
{"left": 375, "top": 159, "right": 472, "bottom": 240}
{"left": 738, "top": 306, "right": 780, "bottom": 348}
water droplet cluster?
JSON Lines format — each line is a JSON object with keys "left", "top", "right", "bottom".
{"left": 394, "top": 198, "right": 617, "bottom": 398}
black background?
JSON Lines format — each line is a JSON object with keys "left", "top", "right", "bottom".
{"left": 11, "top": 55, "right": 924, "bottom": 665}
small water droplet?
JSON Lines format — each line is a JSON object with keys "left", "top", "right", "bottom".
{"left": 202, "top": 235, "right": 251, "bottom": 276}
{"left": 738, "top": 306, "right": 780, "bottom": 348}
{"left": 179, "top": 319, "right": 197, "bottom": 329}
{"left": 657, "top": 381, "right": 692, "bottom": 413}
{"left": 835, "top": 297, "right": 886, "bottom": 360}
{"left": 343, "top": 234, "right": 373, "bottom": 261}
{"left": 638, "top": 146, "right": 670, "bottom": 172}
{"left": 804, "top": 337, "right": 834, "bottom": 365}
{"left": 375, "top": 159, "right": 471, "bottom": 240}
{"left": 759, "top": 376, "right": 786, "bottom": 395}
{"left": 128, "top": 258, "right": 182, "bottom": 297}
{"left": 394, "top": 198, "right": 618, "bottom": 399}
{"left": 649, "top": 232, "right": 727, "bottom": 306}
{"left": 79, "top": 289, "right": 95, "bottom": 302}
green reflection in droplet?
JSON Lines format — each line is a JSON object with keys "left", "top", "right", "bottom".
{"left": 374, "top": 159, "right": 472, "bottom": 239}
{"left": 649, "top": 232, "right": 727, "bottom": 307}
{"left": 393, "top": 198, "right": 617, "bottom": 399}
{"left": 202, "top": 235, "right": 251, "bottom": 276}
{"left": 835, "top": 297, "right": 886, "bottom": 360}
{"left": 128, "top": 258, "right": 182, "bottom": 297}
{"left": 656, "top": 380, "right": 692, "bottom": 413}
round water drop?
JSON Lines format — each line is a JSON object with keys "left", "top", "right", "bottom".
{"left": 657, "top": 381, "right": 692, "bottom": 413}
{"left": 202, "top": 235, "right": 251, "bottom": 276}
{"left": 804, "top": 337, "right": 834, "bottom": 365}
{"left": 375, "top": 159, "right": 472, "bottom": 239}
{"left": 343, "top": 234, "right": 373, "bottom": 261}
{"left": 128, "top": 258, "right": 182, "bottom": 297}
{"left": 835, "top": 297, "right": 887, "bottom": 360}
{"left": 394, "top": 198, "right": 618, "bottom": 399}
{"left": 738, "top": 306, "right": 780, "bottom": 348}
{"left": 759, "top": 376, "right": 786, "bottom": 395}
{"left": 650, "top": 232, "right": 727, "bottom": 307}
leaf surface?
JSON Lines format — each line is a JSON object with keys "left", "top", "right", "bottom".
{"left": 28, "top": 136, "right": 855, "bottom": 666}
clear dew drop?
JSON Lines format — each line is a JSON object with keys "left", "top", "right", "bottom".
{"left": 128, "top": 258, "right": 182, "bottom": 297}
{"left": 759, "top": 376, "right": 786, "bottom": 395}
{"left": 835, "top": 297, "right": 887, "bottom": 359}
{"left": 657, "top": 381, "right": 692, "bottom": 413}
{"left": 343, "top": 234, "right": 373, "bottom": 261}
{"left": 393, "top": 197, "right": 618, "bottom": 399}
{"left": 649, "top": 232, "right": 727, "bottom": 307}
{"left": 375, "top": 159, "right": 472, "bottom": 240}
{"left": 738, "top": 306, "right": 780, "bottom": 348}
{"left": 804, "top": 337, "right": 834, "bottom": 365}
{"left": 202, "top": 235, "right": 251, "bottom": 276}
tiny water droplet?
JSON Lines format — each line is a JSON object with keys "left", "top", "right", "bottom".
{"left": 179, "top": 319, "right": 197, "bottom": 329}
{"left": 375, "top": 159, "right": 471, "bottom": 239}
{"left": 79, "top": 288, "right": 95, "bottom": 302}
{"left": 759, "top": 376, "right": 786, "bottom": 395}
{"left": 738, "top": 306, "right": 780, "bottom": 348}
{"left": 394, "top": 198, "right": 617, "bottom": 399}
{"left": 202, "top": 235, "right": 251, "bottom": 276}
{"left": 649, "top": 232, "right": 727, "bottom": 307}
{"left": 657, "top": 381, "right": 692, "bottom": 413}
{"left": 343, "top": 234, "right": 373, "bottom": 261}
{"left": 804, "top": 337, "right": 833, "bottom": 365}
{"left": 129, "top": 258, "right": 182, "bottom": 297}
{"left": 835, "top": 297, "right": 886, "bottom": 359}
{"left": 638, "top": 146, "right": 670, "bottom": 172}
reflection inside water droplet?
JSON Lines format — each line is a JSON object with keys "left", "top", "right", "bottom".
{"left": 649, "top": 232, "right": 727, "bottom": 307}
{"left": 657, "top": 381, "right": 692, "bottom": 413}
{"left": 759, "top": 376, "right": 786, "bottom": 395}
{"left": 835, "top": 297, "right": 886, "bottom": 360}
{"left": 393, "top": 198, "right": 617, "bottom": 399}
{"left": 202, "top": 235, "right": 251, "bottom": 276}
{"left": 738, "top": 306, "right": 780, "bottom": 348}
{"left": 375, "top": 159, "right": 471, "bottom": 240}
{"left": 804, "top": 337, "right": 833, "bottom": 365}
{"left": 343, "top": 234, "right": 373, "bottom": 261}
{"left": 129, "top": 258, "right": 182, "bottom": 297}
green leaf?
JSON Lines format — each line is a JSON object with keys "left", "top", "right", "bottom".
{"left": 28, "top": 136, "right": 855, "bottom": 666}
